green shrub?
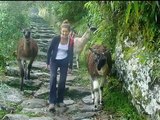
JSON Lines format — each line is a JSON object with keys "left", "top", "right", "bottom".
{"left": 0, "top": 1, "right": 30, "bottom": 71}
{"left": 103, "top": 77, "right": 146, "bottom": 120}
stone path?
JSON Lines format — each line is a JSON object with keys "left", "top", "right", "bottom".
{"left": 0, "top": 16, "right": 118, "bottom": 120}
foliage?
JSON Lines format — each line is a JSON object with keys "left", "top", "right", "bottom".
{"left": 151, "top": 52, "right": 160, "bottom": 86}
{"left": 0, "top": 1, "right": 30, "bottom": 71}
{"left": 120, "top": 1, "right": 160, "bottom": 51}
{"left": 103, "top": 77, "right": 146, "bottom": 120}
{"left": 73, "top": 66, "right": 90, "bottom": 87}
{"left": 84, "top": 1, "right": 120, "bottom": 53}
{"left": 0, "top": 110, "right": 7, "bottom": 119}
{"left": 83, "top": 1, "right": 159, "bottom": 58}
{"left": 39, "top": 1, "right": 88, "bottom": 24}
{"left": 57, "top": 1, "right": 87, "bottom": 23}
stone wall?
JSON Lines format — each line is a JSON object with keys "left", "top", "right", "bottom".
{"left": 115, "top": 39, "right": 160, "bottom": 120}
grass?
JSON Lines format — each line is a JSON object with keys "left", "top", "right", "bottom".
{"left": 72, "top": 66, "right": 90, "bottom": 87}
{"left": 103, "top": 77, "right": 146, "bottom": 120}
{"left": 0, "top": 110, "right": 7, "bottom": 119}
{"left": 0, "top": 102, "right": 23, "bottom": 119}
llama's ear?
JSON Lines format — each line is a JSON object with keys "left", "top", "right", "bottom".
{"left": 71, "top": 27, "right": 77, "bottom": 35}
{"left": 89, "top": 47, "right": 95, "bottom": 53}
{"left": 89, "top": 47, "right": 98, "bottom": 55}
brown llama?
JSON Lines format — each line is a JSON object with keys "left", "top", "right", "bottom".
{"left": 17, "top": 28, "right": 38, "bottom": 91}
{"left": 70, "top": 24, "right": 97, "bottom": 69}
{"left": 86, "top": 44, "right": 112, "bottom": 110}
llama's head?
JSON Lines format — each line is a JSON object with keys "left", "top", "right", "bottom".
{"left": 70, "top": 27, "right": 77, "bottom": 38}
{"left": 22, "top": 28, "right": 31, "bottom": 40}
{"left": 89, "top": 45, "right": 109, "bottom": 71}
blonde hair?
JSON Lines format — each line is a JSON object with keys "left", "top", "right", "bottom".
{"left": 61, "top": 19, "right": 71, "bottom": 31}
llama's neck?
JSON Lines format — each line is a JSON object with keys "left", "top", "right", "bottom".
{"left": 24, "top": 39, "right": 31, "bottom": 52}
{"left": 79, "top": 28, "right": 91, "bottom": 47}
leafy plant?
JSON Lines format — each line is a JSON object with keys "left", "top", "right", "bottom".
{"left": 0, "top": 1, "right": 30, "bottom": 71}
{"left": 45, "top": 1, "right": 88, "bottom": 24}
{"left": 103, "top": 77, "right": 146, "bottom": 120}
{"left": 0, "top": 110, "right": 7, "bottom": 119}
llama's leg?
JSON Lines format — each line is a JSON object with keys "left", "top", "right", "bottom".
{"left": 76, "top": 54, "right": 79, "bottom": 69}
{"left": 99, "top": 86, "right": 102, "bottom": 105}
{"left": 99, "top": 77, "right": 106, "bottom": 105}
{"left": 91, "top": 81, "right": 95, "bottom": 103}
{"left": 27, "top": 59, "right": 34, "bottom": 80}
{"left": 89, "top": 76, "right": 94, "bottom": 103}
{"left": 93, "top": 79, "right": 99, "bottom": 109}
{"left": 23, "top": 60, "right": 27, "bottom": 80}
{"left": 18, "top": 59, "right": 24, "bottom": 91}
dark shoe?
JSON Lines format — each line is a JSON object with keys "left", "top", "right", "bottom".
{"left": 48, "top": 104, "right": 55, "bottom": 112}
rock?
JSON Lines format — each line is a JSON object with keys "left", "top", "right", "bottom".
{"left": 34, "top": 86, "right": 49, "bottom": 99}
{"left": 72, "top": 112, "right": 96, "bottom": 120}
{"left": 0, "top": 84, "right": 24, "bottom": 104}
{"left": 0, "top": 103, "right": 15, "bottom": 112}
{"left": 64, "top": 99, "right": 75, "bottom": 106}
{"left": 2, "top": 76, "right": 20, "bottom": 87}
{"left": 34, "top": 38, "right": 50, "bottom": 43}
{"left": 21, "top": 107, "right": 49, "bottom": 116}
{"left": 5, "top": 66, "right": 19, "bottom": 77}
{"left": 66, "top": 75, "right": 76, "bottom": 82}
{"left": 24, "top": 79, "right": 42, "bottom": 89}
{"left": 33, "top": 71, "right": 50, "bottom": 79}
{"left": 2, "top": 114, "right": 29, "bottom": 120}
{"left": 37, "top": 51, "right": 47, "bottom": 58}
{"left": 32, "top": 61, "right": 47, "bottom": 70}
{"left": 78, "top": 104, "right": 96, "bottom": 112}
{"left": 82, "top": 95, "right": 93, "bottom": 105}
{"left": 65, "top": 104, "right": 79, "bottom": 114}
{"left": 21, "top": 98, "right": 47, "bottom": 109}
{"left": 55, "top": 107, "right": 68, "bottom": 114}
{"left": 29, "top": 117, "right": 53, "bottom": 120}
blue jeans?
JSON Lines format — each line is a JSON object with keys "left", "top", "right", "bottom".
{"left": 49, "top": 57, "right": 68, "bottom": 104}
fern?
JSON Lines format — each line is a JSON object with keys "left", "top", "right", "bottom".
{"left": 125, "top": 2, "right": 131, "bottom": 24}
{"left": 134, "top": 1, "right": 139, "bottom": 19}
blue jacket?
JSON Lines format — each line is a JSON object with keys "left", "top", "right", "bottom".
{"left": 46, "top": 35, "right": 74, "bottom": 69}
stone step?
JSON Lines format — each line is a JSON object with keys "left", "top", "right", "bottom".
{"left": 32, "top": 33, "right": 54, "bottom": 39}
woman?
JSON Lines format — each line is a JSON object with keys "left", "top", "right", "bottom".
{"left": 46, "top": 19, "right": 74, "bottom": 111}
